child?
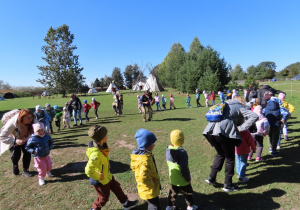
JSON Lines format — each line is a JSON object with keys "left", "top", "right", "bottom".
{"left": 226, "top": 90, "right": 232, "bottom": 100}
{"left": 195, "top": 89, "right": 201, "bottom": 107}
{"left": 232, "top": 89, "right": 239, "bottom": 99}
{"left": 137, "top": 95, "right": 142, "bottom": 113}
{"left": 210, "top": 91, "right": 216, "bottom": 106}
{"left": 203, "top": 91, "right": 209, "bottom": 107}
{"left": 170, "top": 94, "right": 176, "bottom": 109}
{"left": 119, "top": 93, "right": 124, "bottom": 115}
{"left": 83, "top": 99, "right": 92, "bottom": 122}
{"left": 248, "top": 105, "right": 270, "bottom": 161}
{"left": 34, "top": 105, "right": 47, "bottom": 126}
{"left": 162, "top": 94, "right": 167, "bottom": 110}
{"left": 131, "top": 128, "right": 161, "bottom": 209}
{"left": 53, "top": 105, "right": 62, "bottom": 132}
{"left": 235, "top": 130, "right": 256, "bottom": 182}
{"left": 166, "top": 130, "right": 198, "bottom": 210}
{"left": 155, "top": 92, "right": 162, "bottom": 111}
{"left": 45, "top": 103, "right": 56, "bottom": 134}
{"left": 186, "top": 94, "right": 192, "bottom": 108}
{"left": 218, "top": 91, "right": 225, "bottom": 103}
{"left": 63, "top": 107, "right": 71, "bottom": 128}
{"left": 91, "top": 97, "right": 100, "bottom": 119}
{"left": 278, "top": 92, "right": 294, "bottom": 141}
{"left": 85, "top": 125, "right": 138, "bottom": 209}
{"left": 25, "top": 123, "right": 53, "bottom": 186}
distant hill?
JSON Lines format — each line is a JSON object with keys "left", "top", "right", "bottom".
{"left": 278, "top": 62, "right": 300, "bottom": 78}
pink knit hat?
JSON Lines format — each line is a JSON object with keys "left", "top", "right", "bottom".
{"left": 253, "top": 105, "right": 262, "bottom": 116}
{"left": 32, "top": 123, "right": 45, "bottom": 133}
{"left": 278, "top": 92, "right": 286, "bottom": 101}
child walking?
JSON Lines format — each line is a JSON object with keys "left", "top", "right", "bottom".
{"left": 85, "top": 125, "right": 138, "bottom": 210}
{"left": 53, "top": 105, "right": 62, "bottom": 132}
{"left": 25, "top": 123, "right": 53, "bottom": 186}
{"left": 210, "top": 91, "right": 216, "bottom": 106}
{"left": 248, "top": 105, "right": 270, "bottom": 161}
{"left": 137, "top": 95, "right": 142, "bottom": 113}
{"left": 170, "top": 94, "right": 176, "bottom": 109}
{"left": 45, "top": 103, "right": 56, "bottom": 134}
{"left": 186, "top": 94, "right": 192, "bottom": 108}
{"left": 166, "top": 130, "right": 198, "bottom": 210}
{"left": 131, "top": 129, "right": 161, "bottom": 209}
{"left": 278, "top": 92, "right": 294, "bottom": 141}
{"left": 155, "top": 92, "right": 162, "bottom": 111}
{"left": 203, "top": 91, "right": 209, "bottom": 107}
{"left": 196, "top": 89, "right": 201, "bottom": 107}
{"left": 162, "top": 94, "right": 167, "bottom": 110}
{"left": 235, "top": 130, "right": 256, "bottom": 182}
{"left": 83, "top": 99, "right": 92, "bottom": 122}
{"left": 63, "top": 107, "right": 71, "bottom": 128}
{"left": 91, "top": 98, "right": 100, "bottom": 119}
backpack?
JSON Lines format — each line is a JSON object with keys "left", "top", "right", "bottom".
{"left": 205, "top": 102, "right": 226, "bottom": 122}
{"left": 1, "top": 109, "right": 19, "bottom": 125}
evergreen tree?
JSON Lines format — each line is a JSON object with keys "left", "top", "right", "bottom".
{"left": 93, "top": 78, "right": 100, "bottom": 87}
{"left": 111, "top": 67, "right": 124, "bottom": 88}
{"left": 198, "top": 68, "right": 222, "bottom": 92}
{"left": 124, "top": 65, "right": 134, "bottom": 89}
{"left": 37, "top": 24, "right": 85, "bottom": 97}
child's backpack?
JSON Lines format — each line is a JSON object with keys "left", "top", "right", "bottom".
{"left": 1, "top": 109, "right": 19, "bottom": 125}
{"left": 205, "top": 103, "right": 226, "bottom": 122}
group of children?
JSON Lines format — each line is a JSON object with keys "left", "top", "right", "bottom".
{"left": 85, "top": 125, "right": 198, "bottom": 210}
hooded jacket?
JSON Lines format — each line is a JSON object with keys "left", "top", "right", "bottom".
{"left": 166, "top": 145, "right": 190, "bottom": 186}
{"left": 25, "top": 134, "right": 53, "bottom": 158}
{"left": 85, "top": 141, "right": 112, "bottom": 185}
{"left": 203, "top": 99, "right": 258, "bottom": 145}
{"left": 131, "top": 148, "right": 160, "bottom": 200}
{"left": 264, "top": 100, "right": 281, "bottom": 127}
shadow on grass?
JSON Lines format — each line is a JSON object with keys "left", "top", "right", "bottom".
{"left": 110, "top": 160, "right": 131, "bottom": 174}
{"left": 133, "top": 189, "right": 285, "bottom": 209}
{"left": 155, "top": 118, "right": 196, "bottom": 122}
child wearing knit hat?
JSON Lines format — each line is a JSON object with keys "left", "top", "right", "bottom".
{"left": 85, "top": 125, "right": 138, "bottom": 210}
{"left": 131, "top": 128, "right": 161, "bottom": 209}
{"left": 166, "top": 130, "right": 198, "bottom": 210}
{"left": 278, "top": 92, "right": 294, "bottom": 141}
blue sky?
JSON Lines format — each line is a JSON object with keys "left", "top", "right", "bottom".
{"left": 1, "top": 1, "right": 299, "bottom": 87}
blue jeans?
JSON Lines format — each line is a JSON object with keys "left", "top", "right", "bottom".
{"left": 156, "top": 102, "right": 161, "bottom": 110}
{"left": 235, "top": 154, "right": 248, "bottom": 178}
{"left": 73, "top": 109, "right": 82, "bottom": 125}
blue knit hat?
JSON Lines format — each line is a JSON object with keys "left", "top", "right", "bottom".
{"left": 134, "top": 128, "right": 157, "bottom": 150}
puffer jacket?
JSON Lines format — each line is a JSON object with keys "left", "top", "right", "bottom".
{"left": 85, "top": 141, "right": 112, "bottom": 185}
{"left": 34, "top": 110, "right": 47, "bottom": 125}
{"left": 281, "top": 101, "right": 295, "bottom": 113}
{"left": 25, "top": 134, "right": 53, "bottom": 158}
{"left": 203, "top": 99, "right": 258, "bottom": 144}
{"left": 166, "top": 145, "right": 190, "bottom": 186}
{"left": 131, "top": 148, "right": 160, "bottom": 200}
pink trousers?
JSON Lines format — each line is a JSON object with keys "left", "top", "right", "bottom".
{"left": 34, "top": 156, "right": 53, "bottom": 178}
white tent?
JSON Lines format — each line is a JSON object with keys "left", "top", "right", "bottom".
{"left": 41, "top": 90, "right": 50, "bottom": 96}
{"left": 132, "top": 81, "right": 145, "bottom": 91}
{"left": 0, "top": 95, "right": 5, "bottom": 101}
{"left": 106, "top": 83, "right": 118, "bottom": 92}
{"left": 88, "top": 87, "right": 98, "bottom": 93}
{"left": 142, "top": 74, "right": 164, "bottom": 92}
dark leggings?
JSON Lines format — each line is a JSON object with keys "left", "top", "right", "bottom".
{"left": 94, "top": 108, "right": 98, "bottom": 118}
{"left": 10, "top": 144, "right": 31, "bottom": 170}
{"left": 147, "top": 196, "right": 161, "bottom": 210}
{"left": 196, "top": 98, "right": 201, "bottom": 106}
{"left": 249, "top": 135, "right": 263, "bottom": 158}
{"left": 85, "top": 110, "right": 89, "bottom": 122}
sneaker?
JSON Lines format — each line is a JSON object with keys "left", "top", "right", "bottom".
{"left": 187, "top": 205, "right": 198, "bottom": 210}
{"left": 39, "top": 178, "right": 45, "bottom": 186}
{"left": 13, "top": 165, "right": 19, "bottom": 175}
{"left": 166, "top": 206, "right": 176, "bottom": 210}
{"left": 80, "top": 123, "right": 83, "bottom": 126}
{"left": 143, "top": 119, "right": 146, "bottom": 122}
{"left": 148, "top": 119, "right": 152, "bottom": 121}
{"left": 96, "top": 117, "right": 98, "bottom": 119}
{"left": 277, "top": 145, "right": 281, "bottom": 150}
{"left": 22, "top": 169, "right": 33, "bottom": 177}
{"left": 73, "top": 124, "right": 78, "bottom": 127}
{"left": 123, "top": 200, "right": 138, "bottom": 210}
{"left": 269, "top": 148, "right": 272, "bottom": 153}
{"left": 247, "top": 156, "right": 252, "bottom": 161}
{"left": 222, "top": 185, "right": 239, "bottom": 192}
{"left": 255, "top": 157, "right": 263, "bottom": 161}
{"left": 46, "top": 172, "right": 53, "bottom": 177}
{"left": 271, "top": 151, "right": 280, "bottom": 157}
{"left": 205, "top": 178, "right": 216, "bottom": 185}
{"left": 238, "top": 177, "right": 249, "bottom": 183}
{"left": 284, "top": 135, "right": 288, "bottom": 141}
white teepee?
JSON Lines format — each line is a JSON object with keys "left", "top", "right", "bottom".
{"left": 106, "top": 82, "right": 118, "bottom": 92}
{"left": 88, "top": 87, "right": 98, "bottom": 93}
{"left": 0, "top": 95, "right": 5, "bottom": 101}
{"left": 142, "top": 74, "right": 164, "bottom": 92}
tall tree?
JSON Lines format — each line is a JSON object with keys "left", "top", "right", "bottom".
{"left": 124, "top": 65, "right": 134, "bottom": 88}
{"left": 189, "top": 37, "right": 203, "bottom": 54}
{"left": 198, "top": 68, "right": 222, "bottom": 92}
{"left": 93, "top": 78, "right": 100, "bottom": 87}
{"left": 230, "top": 64, "right": 246, "bottom": 80}
{"left": 111, "top": 67, "right": 124, "bottom": 88}
{"left": 37, "top": 24, "right": 84, "bottom": 97}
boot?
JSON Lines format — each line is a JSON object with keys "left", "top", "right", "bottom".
{"left": 22, "top": 169, "right": 33, "bottom": 177}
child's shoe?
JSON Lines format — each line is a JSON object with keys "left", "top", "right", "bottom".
{"left": 13, "top": 165, "right": 19, "bottom": 175}
{"left": 271, "top": 151, "right": 280, "bottom": 157}
{"left": 96, "top": 117, "right": 99, "bottom": 119}
{"left": 205, "top": 177, "right": 216, "bottom": 185}
{"left": 238, "top": 177, "right": 249, "bottom": 183}
{"left": 123, "top": 200, "right": 138, "bottom": 210}
{"left": 222, "top": 185, "right": 239, "bottom": 192}
{"left": 284, "top": 135, "right": 289, "bottom": 141}
{"left": 269, "top": 148, "right": 272, "bottom": 153}
{"left": 247, "top": 156, "right": 252, "bottom": 161}
{"left": 255, "top": 157, "right": 263, "bottom": 161}
{"left": 277, "top": 145, "right": 281, "bottom": 150}
{"left": 39, "top": 178, "right": 45, "bottom": 186}
{"left": 187, "top": 205, "right": 198, "bottom": 210}
{"left": 46, "top": 171, "right": 53, "bottom": 177}
{"left": 166, "top": 206, "right": 176, "bottom": 210}
{"left": 22, "top": 169, "right": 33, "bottom": 177}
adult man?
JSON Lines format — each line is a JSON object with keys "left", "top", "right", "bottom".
{"left": 140, "top": 90, "right": 153, "bottom": 122}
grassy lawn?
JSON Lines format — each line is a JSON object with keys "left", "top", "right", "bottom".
{"left": 0, "top": 83, "right": 300, "bottom": 209}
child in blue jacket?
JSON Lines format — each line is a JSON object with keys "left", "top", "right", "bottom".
{"left": 26, "top": 123, "right": 54, "bottom": 186}
{"left": 186, "top": 94, "right": 192, "bottom": 108}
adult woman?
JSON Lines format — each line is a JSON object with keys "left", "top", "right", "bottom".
{"left": 203, "top": 96, "right": 258, "bottom": 192}
{"left": 0, "top": 109, "right": 36, "bottom": 177}
{"left": 68, "top": 94, "right": 83, "bottom": 126}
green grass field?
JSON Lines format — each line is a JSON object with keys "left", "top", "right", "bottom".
{"left": 0, "top": 82, "right": 300, "bottom": 209}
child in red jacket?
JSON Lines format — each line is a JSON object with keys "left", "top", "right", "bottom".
{"left": 235, "top": 130, "right": 256, "bottom": 183}
{"left": 83, "top": 99, "right": 92, "bottom": 122}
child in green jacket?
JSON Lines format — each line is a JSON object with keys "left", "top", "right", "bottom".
{"left": 85, "top": 125, "right": 138, "bottom": 210}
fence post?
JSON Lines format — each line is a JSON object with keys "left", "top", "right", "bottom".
{"left": 291, "top": 83, "right": 293, "bottom": 98}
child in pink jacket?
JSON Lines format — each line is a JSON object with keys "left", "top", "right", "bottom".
{"left": 235, "top": 130, "right": 256, "bottom": 183}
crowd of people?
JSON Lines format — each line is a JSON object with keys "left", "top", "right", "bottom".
{"left": 0, "top": 84, "right": 296, "bottom": 209}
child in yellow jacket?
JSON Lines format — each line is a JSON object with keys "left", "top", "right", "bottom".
{"left": 131, "top": 128, "right": 161, "bottom": 210}
{"left": 85, "top": 125, "right": 138, "bottom": 210}
{"left": 278, "top": 93, "right": 295, "bottom": 140}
